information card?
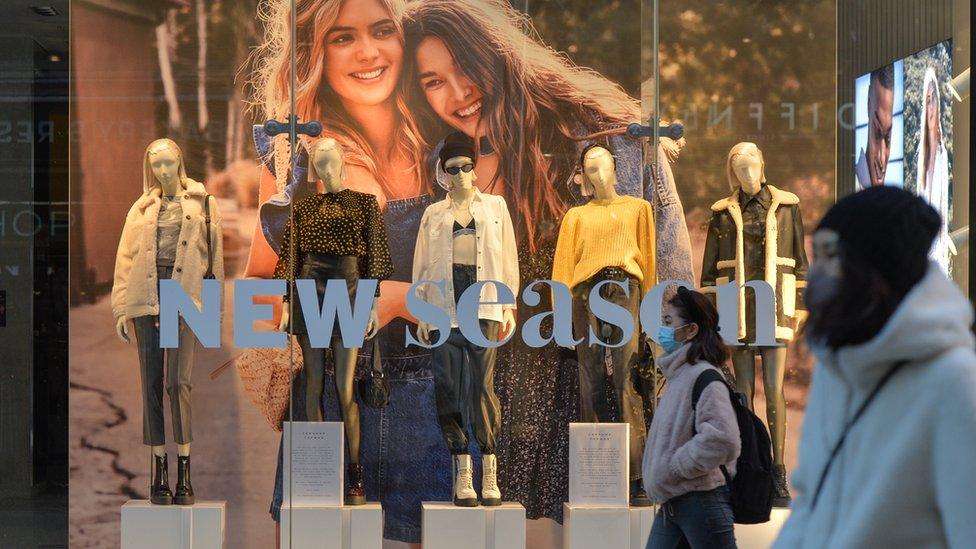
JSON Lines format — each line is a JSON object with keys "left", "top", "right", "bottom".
{"left": 569, "top": 422, "right": 629, "bottom": 507}
{"left": 282, "top": 421, "right": 344, "bottom": 506}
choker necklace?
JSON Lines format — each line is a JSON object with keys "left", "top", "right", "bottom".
{"left": 479, "top": 136, "right": 495, "bottom": 156}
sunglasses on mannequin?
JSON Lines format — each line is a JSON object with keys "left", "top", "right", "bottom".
{"left": 444, "top": 163, "right": 475, "bottom": 175}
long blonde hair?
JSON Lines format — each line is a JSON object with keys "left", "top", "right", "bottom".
{"left": 249, "top": 0, "right": 427, "bottom": 194}
{"left": 143, "top": 138, "right": 190, "bottom": 194}
{"left": 402, "top": 0, "right": 640, "bottom": 251}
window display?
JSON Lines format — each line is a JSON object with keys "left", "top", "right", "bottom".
{"left": 48, "top": 0, "right": 968, "bottom": 548}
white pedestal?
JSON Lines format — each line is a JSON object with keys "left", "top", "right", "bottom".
{"left": 734, "top": 508, "right": 790, "bottom": 549}
{"left": 279, "top": 504, "right": 383, "bottom": 549}
{"left": 630, "top": 507, "right": 654, "bottom": 549}
{"left": 121, "top": 500, "right": 225, "bottom": 549}
{"left": 422, "top": 502, "right": 526, "bottom": 549}
{"left": 563, "top": 504, "right": 633, "bottom": 549}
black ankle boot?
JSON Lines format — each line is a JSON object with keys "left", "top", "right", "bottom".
{"left": 346, "top": 463, "right": 366, "bottom": 506}
{"left": 174, "top": 456, "right": 195, "bottom": 505}
{"left": 629, "top": 478, "right": 652, "bottom": 507}
{"left": 150, "top": 454, "right": 173, "bottom": 505}
{"left": 772, "top": 463, "right": 792, "bottom": 507}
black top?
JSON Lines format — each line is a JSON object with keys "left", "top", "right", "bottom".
{"left": 452, "top": 217, "right": 476, "bottom": 237}
{"left": 273, "top": 189, "right": 393, "bottom": 298}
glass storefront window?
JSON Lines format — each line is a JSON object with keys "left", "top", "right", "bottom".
{"left": 0, "top": 0, "right": 969, "bottom": 548}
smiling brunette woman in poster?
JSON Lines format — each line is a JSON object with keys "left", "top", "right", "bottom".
{"left": 245, "top": 0, "right": 448, "bottom": 544}
{"left": 401, "top": 0, "right": 694, "bottom": 523}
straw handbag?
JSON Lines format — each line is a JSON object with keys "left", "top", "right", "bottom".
{"left": 212, "top": 344, "right": 302, "bottom": 432}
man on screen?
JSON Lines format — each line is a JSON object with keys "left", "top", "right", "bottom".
{"left": 856, "top": 64, "right": 895, "bottom": 189}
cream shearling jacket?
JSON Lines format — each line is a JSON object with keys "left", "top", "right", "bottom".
{"left": 112, "top": 179, "right": 224, "bottom": 320}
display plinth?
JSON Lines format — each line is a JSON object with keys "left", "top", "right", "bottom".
{"left": 422, "top": 502, "right": 526, "bottom": 549}
{"left": 279, "top": 503, "right": 383, "bottom": 549}
{"left": 734, "top": 507, "right": 791, "bottom": 548}
{"left": 121, "top": 500, "right": 225, "bottom": 549}
{"left": 564, "top": 504, "right": 652, "bottom": 549}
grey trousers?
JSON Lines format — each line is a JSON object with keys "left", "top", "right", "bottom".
{"left": 132, "top": 266, "right": 195, "bottom": 446}
{"left": 572, "top": 273, "right": 646, "bottom": 480}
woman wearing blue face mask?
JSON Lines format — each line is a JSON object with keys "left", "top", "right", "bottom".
{"left": 643, "top": 286, "right": 740, "bottom": 549}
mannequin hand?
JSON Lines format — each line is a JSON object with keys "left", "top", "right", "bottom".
{"left": 365, "top": 308, "right": 380, "bottom": 339}
{"left": 278, "top": 308, "right": 290, "bottom": 332}
{"left": 115, "top": 316, "right": 130, "bottom": 344}
{"left": 417, "top": 322, "right": 430, "bottom": 345}
{"left": 498, "top": 309, "right": 517, "bottom": 341}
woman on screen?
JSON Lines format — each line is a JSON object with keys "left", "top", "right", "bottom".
{"left": 916, "top": 66, "right": 955, "bottom": 275}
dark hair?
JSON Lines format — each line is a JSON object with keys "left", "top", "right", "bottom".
{"left": 804, "top": 242, "right": 902, "bottom": 349}
{"left": 871, "top": 64, "right": 895, "bottom": 91}
{"left": 578, "top": 143, "right": 616, "bottom": 170}
{"left": 669, "top": 287, "right": 729, "bottom": 367}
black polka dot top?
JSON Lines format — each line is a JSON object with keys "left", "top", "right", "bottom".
{"left": 273, "top": 189, "right": 393, "bottom": 298}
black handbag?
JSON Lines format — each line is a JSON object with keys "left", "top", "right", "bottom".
{"left": 203, "top": 194, "right": 216, "bottom": 280}
{"left": 357, "top": 337, "right": 390, "bottom": 408}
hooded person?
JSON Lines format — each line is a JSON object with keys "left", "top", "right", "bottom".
{"left": 774, "top": 186, "right": 976, "bottom": 548}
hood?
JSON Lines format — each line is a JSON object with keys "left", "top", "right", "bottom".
{"left": 811, "top": 262, "right": 975, "bottom": 389}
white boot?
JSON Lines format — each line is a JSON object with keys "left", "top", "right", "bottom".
{"left": 452, "top": 454, "right": 478, "bottom": 507}
{"left": 481, "top": 454, "right": 501, "bottom": 506}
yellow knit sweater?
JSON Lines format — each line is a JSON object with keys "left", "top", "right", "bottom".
{"left": 551, "top": 195, "right": 656, "bottom": 295}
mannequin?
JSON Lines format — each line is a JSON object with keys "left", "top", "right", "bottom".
{"left": 413, "top": 132, "right": 518, "bottom": 507}
{"left": 275, "top": 138, "right": 391, "bottom": 506}
{"left": 701, "top": 142, "right": 808, "bottom": 506}
{"left": 552, "top": 144, "right": 655, "bottom": 507}
{"left": 113, "top": 138, "right": 224, "bottom": 506}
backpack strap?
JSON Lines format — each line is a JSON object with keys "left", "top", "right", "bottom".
{"left": 692, "top": 368, "right": 728, "bottom": 411}
{"left": 691, "top": 368, "right": 735, "bottom": 485}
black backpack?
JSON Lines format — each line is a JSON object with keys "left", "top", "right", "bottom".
{"left": 692, "top": 368, "right": 774, "bottom": 524}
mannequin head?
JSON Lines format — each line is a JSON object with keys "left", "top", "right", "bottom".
{"left": 727, "top": 142, "right": 765, "bottom": 196}
{"left": 308, "top": 138, "right": 347, "bottom": 188}
{"left": 438, "top": 131, "right": 477, "bottom": 193}
{"left": 443, "top": 155, "right": 477, "bottom": 192}
{"left": 575, "top": 144, "right": 617, "bottom": 198}
{"left": 143, "top": 139, "right": 187, "bottom": 195}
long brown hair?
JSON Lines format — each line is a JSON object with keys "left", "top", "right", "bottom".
{"left": 249, "top": 0, "right": 428, "bottom": 194}
{"left": 670, "top": 287, "right": 729, "bottom": 367}
{"left": 401, "top": 0, "right": 639, "bottom": 251}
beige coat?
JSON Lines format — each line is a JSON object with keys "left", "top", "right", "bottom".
{"left": 112, "top": 179, "right": 224, "bottom": 320}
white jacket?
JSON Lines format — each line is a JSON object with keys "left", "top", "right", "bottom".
{"left": 775, "top": 263, "right": 976, "bottom": 548}
{"left": 112, "top": 179, "right": 224, "bottom": 320}
{"left": 412, "top": 189, "right": 519, "bottom": 327}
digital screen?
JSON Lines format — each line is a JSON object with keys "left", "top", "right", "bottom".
{"left": 855, "top": 40, "right": 954, "bottom": 274}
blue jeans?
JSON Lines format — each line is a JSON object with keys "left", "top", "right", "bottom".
{"left": 647, "top": 486, "right": 737, "bottom": 549}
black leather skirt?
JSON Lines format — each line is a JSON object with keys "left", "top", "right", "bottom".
{"left": 287, "top": 252, "right": 359, "bottom": 336}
